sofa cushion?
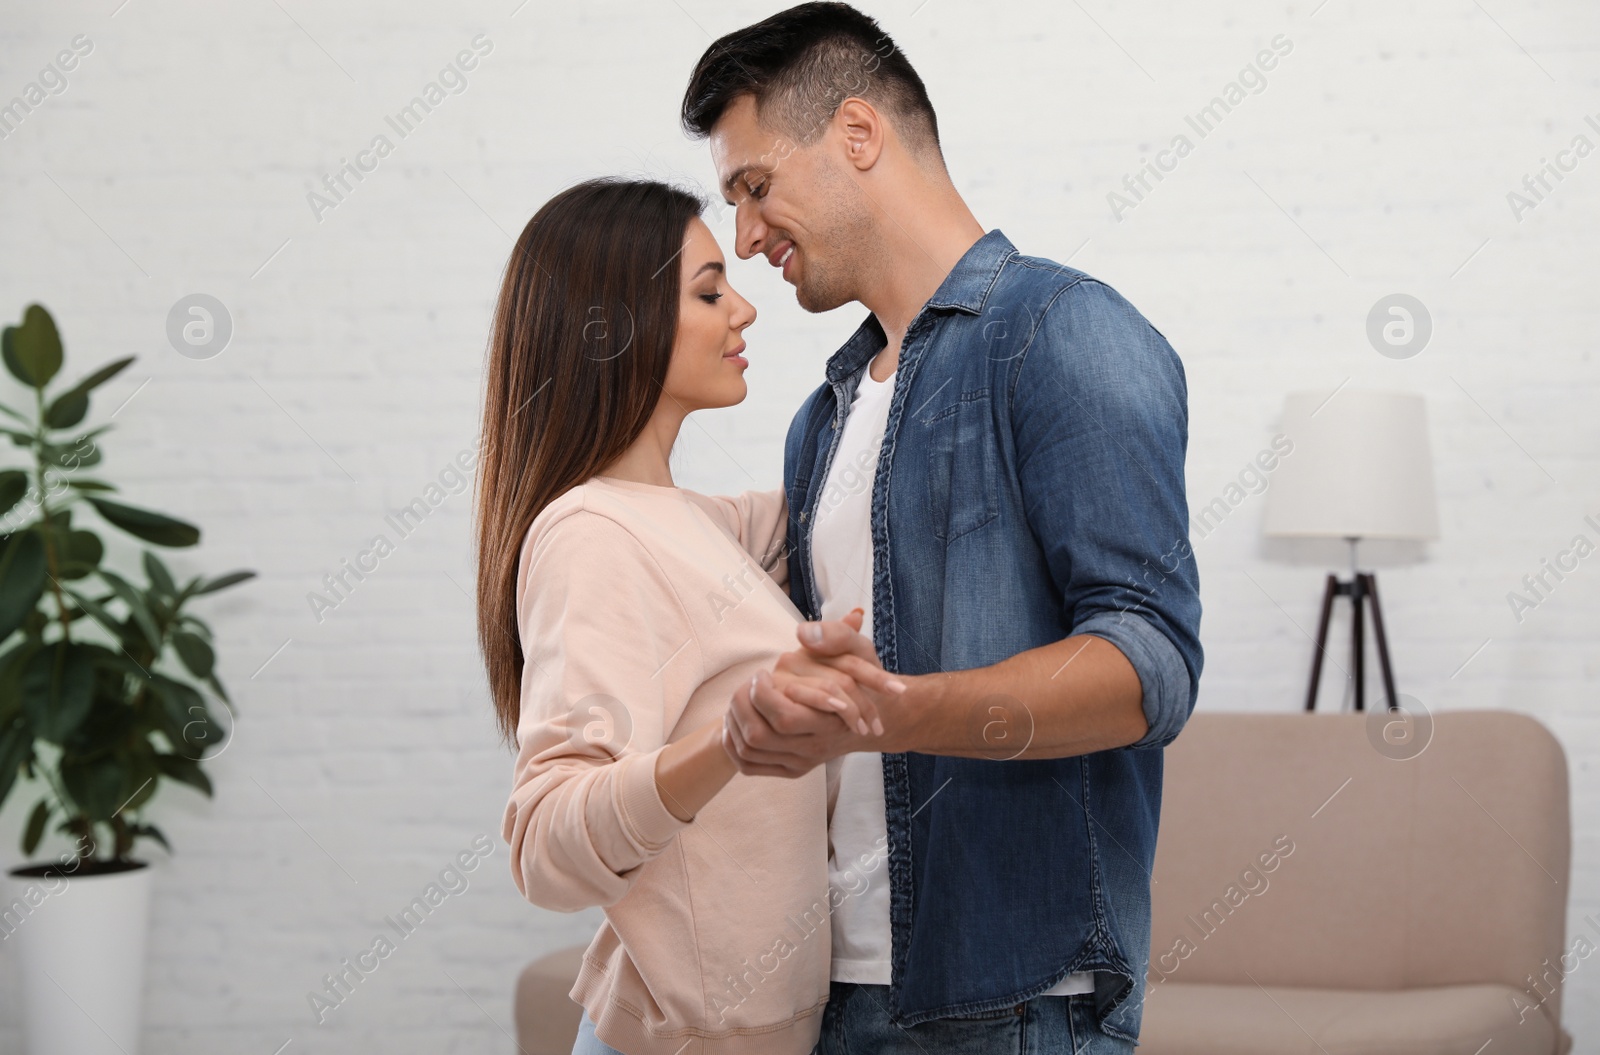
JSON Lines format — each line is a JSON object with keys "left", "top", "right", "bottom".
{"left": 1140, "top": 981, "right": 1558, "bottom": 1055}
{"left": 514, "top": 944, "right": 587, "bottom": 1055}
{"left": 1151, "top": 712, "right": 1571, "bottom": 1032}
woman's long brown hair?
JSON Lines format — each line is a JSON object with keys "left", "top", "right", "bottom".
{"left": 475, "top": 177, "right": 705, "bottom": 746}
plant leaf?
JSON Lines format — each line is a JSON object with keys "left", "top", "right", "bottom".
{"left": 23, "top": 798, "right": 51, "bottom": 855}
{"left": 60, "top": 751, "right": 125, "bottom": 820}
{"left": 97, "top": 568, "right": 163, "bottom": 650}
{"left": 10, "top": 305, "right": 63, "bottom": 388}
{"left": 180, "top": 696, "right": 226, "bottom": 754}
{"left": 121, "top": 751, "right": 160, "bottom": 812}
{"left": 175, "top": 613, "right": 212, "bottom": 638}
{"left": 95, "top": 649, "right": 153, "bottom": 685}
{"left": 172, "top": 630, "right": 214, "bottom": 679}
{"left": 192, "top": 570, "right": 255, "bottom": 596}
{"left": 132, "top": 822, "right": 172, "bottom": 854}
{"left": 44, "top": 391, "right": 88, "bottom": 429}
{"left": 0, "top": 470, "right": 28, "bottom": 518}
{"left": 21, "top": 641, "right": 96, "bottom": 744}
{"left": 155, "top": 753, "right": 213, "bottom": 797}
{"left": 0, "top": 715, "right": 35, "bottom": 809}
{"left": 0, "top": 642, "right": 34, "bottom": 721}
{"left": 2, "top": 325, "right": 26, "bottom": 388}
{"left": 67, "top": 478, "right": 116, "bottom": 493}
{"left": 61, "top": 585, "right": 123, "bottom": 640}
{"left": 0, "top": 531, "right": 48, "bottom": 640}
{"left": 57, "top": 529, "right": 103, "bottom": 579}
{"left": 45, "top": 357, "right": 134, "bottom": 430}
{"left": 68, "top": 357, "right": 134, "bottom": 397}
{"left": 43, "top": 437, "right": 102, "bottom": 470}
{"left": 143, "top": 550, "right": 177, "bottom": 596}
{"left": 76, "top": 689, "right": 138, "bottom": 755}
{"left": 86, "top": 496, "right": 199, "bottom": 548}
{"left": 148, "top": 676, "right": 224, "bottom": 755}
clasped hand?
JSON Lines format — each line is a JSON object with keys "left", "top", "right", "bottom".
{"left": 721, "top": 608, "right": 909, "bottom": 778}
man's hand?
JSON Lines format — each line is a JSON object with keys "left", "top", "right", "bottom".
{"left": 722, "top": 609, "right": 910, "bottom": 778}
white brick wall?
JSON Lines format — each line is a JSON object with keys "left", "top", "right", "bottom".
{"left": 1, "top": 0, "right": 1596, "bottom": 1049}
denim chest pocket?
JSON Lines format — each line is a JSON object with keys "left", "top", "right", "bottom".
{"left": 921, "top": 390, "right": 1000, "bottom": 542}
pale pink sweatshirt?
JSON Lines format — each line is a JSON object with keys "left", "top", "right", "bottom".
{"left": 502, "top": 476, "right": 831, "bottom": 1055}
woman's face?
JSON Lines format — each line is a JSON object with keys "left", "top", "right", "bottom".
{"left": 661, "top": 216, "right": 757, "bottom": 412}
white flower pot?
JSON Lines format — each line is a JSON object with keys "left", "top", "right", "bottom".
{"left": 4, "top": 860, "right": 153, "bottom": 1055}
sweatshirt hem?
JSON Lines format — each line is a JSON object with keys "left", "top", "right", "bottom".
{"left": 571, "top": 954, "right": 827, "bottom": 1055}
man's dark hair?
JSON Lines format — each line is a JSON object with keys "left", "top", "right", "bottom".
{"left": 681, "top": 2, "right": 941, "bottom": 160}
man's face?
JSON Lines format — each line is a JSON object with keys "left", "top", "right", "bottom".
{"left": 708, "top": 94, "right": 872, "bottom": 314}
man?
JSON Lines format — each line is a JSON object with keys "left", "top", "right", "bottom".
{"left": 683, "top": 5, "right": 1203, "bottom": 1052}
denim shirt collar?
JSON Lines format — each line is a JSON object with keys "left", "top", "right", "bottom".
{"left": 823, "top": 228, "right": 1018, "bottom": 384}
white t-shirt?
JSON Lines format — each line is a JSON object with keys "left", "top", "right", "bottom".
{"left": 810, "top": 362, "right": 1094, "bottom": 996}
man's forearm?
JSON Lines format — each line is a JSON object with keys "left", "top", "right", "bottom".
{"left": 890, "top": 634, "right": 1148, "bottom": 759}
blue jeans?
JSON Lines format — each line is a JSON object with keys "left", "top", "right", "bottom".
{"left": 817, "top": 982, "right": 1135, "bottom": 1055}
{"left": 572, "top": 1012, "right": 625, "bottom": 1055}
{"left": 574, "top": 983, "right": 1135, "bottom": 1055}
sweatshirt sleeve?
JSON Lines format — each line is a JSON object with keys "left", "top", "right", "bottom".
{"left": 683, "top": 487, "right": 789, "bottom": 591}
{"left": 501, "top": 509, "right": 704, "bottom": 912}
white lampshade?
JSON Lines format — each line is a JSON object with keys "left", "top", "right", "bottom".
{"left": 1263, "top": 389, "right": 1440, "bottom": 541}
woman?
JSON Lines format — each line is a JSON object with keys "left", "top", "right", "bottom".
{"left": 474, "top": 178, "right": 894, "bottom": 1055}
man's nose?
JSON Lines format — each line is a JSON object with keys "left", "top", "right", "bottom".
{"left": 734, "top": 201, "right": 766, "bottom": 260}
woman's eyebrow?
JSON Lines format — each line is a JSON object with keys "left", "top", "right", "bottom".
{"left": 691, "top": 261, "right": 725, "bottom": 279}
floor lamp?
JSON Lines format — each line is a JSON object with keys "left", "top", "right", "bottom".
{"left": 1262, "top": 390, "right": 1439, "bottom": 713}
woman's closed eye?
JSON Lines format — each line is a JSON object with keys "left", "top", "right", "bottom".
{"left": 700, "top": 291, "right": 724, "bottom": 304}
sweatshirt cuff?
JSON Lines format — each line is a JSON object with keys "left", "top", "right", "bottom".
{"left": 616, "top": 748, "right": 694, "bottom": 851}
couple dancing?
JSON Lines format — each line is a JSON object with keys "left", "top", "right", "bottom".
{"left": 476, "top": 4, "right": 1203, "bottom": 1054}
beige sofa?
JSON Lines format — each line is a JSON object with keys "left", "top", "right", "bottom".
{"left": 514, "top": 710, "right": 1573, "bottom": 1054}
{"left": 515, "top": 944, "right": 588, "bottom": 1055}
{"left": 1140, "top": 710, "right": 1572, "bottom": 1054}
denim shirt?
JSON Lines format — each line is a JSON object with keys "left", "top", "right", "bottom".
{"left": 782, "top": 230, "right": 1203, "bottom": 1041}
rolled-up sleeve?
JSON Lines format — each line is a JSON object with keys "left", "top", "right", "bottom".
{"left": 1010, "top": 278, "right": 1203, "bottom": 750}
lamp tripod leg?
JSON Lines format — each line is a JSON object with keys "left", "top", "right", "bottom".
{"left": 1351, "top": 573, "right": 1367, "bottom": 712}
{"left": 1364, "top": 572, "right": 1401, "bottom": 711}
{"left": 1306, "top": 574, "right": 1338, "bottom": 712}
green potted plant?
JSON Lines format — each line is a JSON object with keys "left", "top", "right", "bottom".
{"left": 0, "top": 303, "right": 254, "bottom": 1055}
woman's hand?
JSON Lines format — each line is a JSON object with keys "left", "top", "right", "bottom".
{"left": 722, "top": 609, "right": 910, "bottom": 778}
{"left": 762, "top": 608, "right": 883, "bottom": 735}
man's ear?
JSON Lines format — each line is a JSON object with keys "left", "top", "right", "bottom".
{"left": 836, "top": 97, "right": 884, "bottom": 172}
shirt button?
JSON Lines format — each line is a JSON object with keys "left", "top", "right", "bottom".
{"left": 799, "top": 512, "right": 808, "bottom": 522}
